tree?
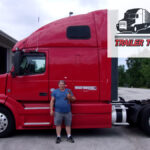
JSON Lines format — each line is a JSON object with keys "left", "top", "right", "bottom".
{"left": 118, "top": 65, "right": 126, "bottom": 86}
{"left": 140, "top": 59, "right": 150, "bottom": 88}
{"left": 125, "top": 58, "right": 150, "bottom": 88}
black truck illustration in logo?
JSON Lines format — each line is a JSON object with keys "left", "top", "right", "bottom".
{"left": 116, "top": 8, "right": 150, "bottom": 33}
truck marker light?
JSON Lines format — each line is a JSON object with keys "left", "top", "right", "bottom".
{"left": 22, "top": 49, "right": 38, "bottom": 53}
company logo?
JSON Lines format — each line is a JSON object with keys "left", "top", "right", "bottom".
{"left": 115, "top": 9, "right": 150, "bottom": 48}
{"left": 107, "top": 8, "right": 150, "bottom": 58}
{"left": 74, "top": 86, "right": 97, "bottom": 91}
{"left": 116, "top": 8, "right": 150, "bottom": 34}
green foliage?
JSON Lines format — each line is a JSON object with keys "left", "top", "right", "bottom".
{"left": 118, "top": 65, "right": 126, "bottom": 86}
{"left": 118, "top": 58, "right": 150, "bottom": 88}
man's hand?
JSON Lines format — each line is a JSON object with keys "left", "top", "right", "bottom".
{"left": 66, "top": 90, "right": 76, "bottom": 102}
{"left": 67, "top": 92, "right": 72, "bottom": 100}
{"left": 50, "top": 110, "right": 54, "bottom": 116}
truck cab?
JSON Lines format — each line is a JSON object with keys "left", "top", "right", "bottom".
{"left": 0, "top": 10, "right": 119, "bottom": 137}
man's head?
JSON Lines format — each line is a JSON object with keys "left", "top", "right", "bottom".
{"left": 58, "top": 80, "right": 66, "bottom": 90}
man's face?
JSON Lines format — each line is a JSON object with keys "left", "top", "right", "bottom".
{"left": 58, "top": 82, "right": 66, "bottom": 90}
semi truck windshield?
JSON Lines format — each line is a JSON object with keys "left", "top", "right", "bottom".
{"left": 124, "top": 13, "right": 136, "bottom": 19}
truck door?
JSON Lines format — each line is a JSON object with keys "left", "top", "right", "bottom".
{"left": 49, "top": 47, "right": 100, "bottom": 101}
{"left": 11, "top": 49, "right": 52, "bottom": 127}
{"left": 11, "top": 50, "right": 48, "bottom": 101}
{"left": 135, "top": 10, "right": 143, "bottom": 24}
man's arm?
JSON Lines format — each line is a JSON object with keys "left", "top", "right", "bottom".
{"left": 50, "top": 96, "right": 55, "bottom": 116}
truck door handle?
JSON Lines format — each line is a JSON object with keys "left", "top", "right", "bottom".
{"left": 39, "top": 93, "right": 48, "bottom": 96}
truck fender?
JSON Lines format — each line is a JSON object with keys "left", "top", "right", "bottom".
{"left": 4, "top": 96, "right": 24, "bottom": 130}
{"left": 0, "top": 99, "right": 5, "bottom": 104}
{"left": 0, "top": 94, "right": 7, "bottom": 104}
{"left": 138, "top": 104, "right": 150, "bottom": 123}
{"left": 127, "top": 104, "right": 143, "bottom": 124}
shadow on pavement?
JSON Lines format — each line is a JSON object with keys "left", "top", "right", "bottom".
{"left": 13, "top": 126, "right": 148, "bottom": 138}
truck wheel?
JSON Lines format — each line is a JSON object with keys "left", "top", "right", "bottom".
{"left": 0, "top": 107, "right": 15, "bottom": 137}
{"left": 133, "top": 26, "right": 138, "bottom": 33}
{"left": 140, "top": 107, "right": 150, "bottom": 135}
{"left": 144, "top": 24, "right": 148, "bottom": 28}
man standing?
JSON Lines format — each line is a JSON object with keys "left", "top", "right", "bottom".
{"left": 50, "top": 80, "right": 76, "bottom": 144}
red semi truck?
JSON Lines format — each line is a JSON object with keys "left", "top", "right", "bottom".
{"left": 0, "top": 10, "right": 150, "bottom": 137}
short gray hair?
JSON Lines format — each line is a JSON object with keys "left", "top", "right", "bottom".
{"left": 58, "top": 80, "right": 66, "bottom": 85}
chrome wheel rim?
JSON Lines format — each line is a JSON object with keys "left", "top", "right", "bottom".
{"left": 134, "top": 27, "right": 137, "bottom": 32}
{"left": 0, "top": 113, "right": 8, "bottom": 133}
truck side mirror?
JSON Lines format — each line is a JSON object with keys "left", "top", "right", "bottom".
{"left": 11, "top": 51, "right": 22, "bottom": 78}
{"left": 11, "top": 66, "right": 16, "bottom": 78}
{"left": 11, "top": 71, "right": 16, "bottom": 78}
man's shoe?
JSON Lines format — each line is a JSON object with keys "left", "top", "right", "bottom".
{"left": 67, "top": 136, "right": 75, "bottom": 143}
{"left": 56, "top": 137, "right": 61, "bottom": 144}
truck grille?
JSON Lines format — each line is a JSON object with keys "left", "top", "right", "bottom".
{"left": 119, "top": 21, "right": 127, "bottom": 30}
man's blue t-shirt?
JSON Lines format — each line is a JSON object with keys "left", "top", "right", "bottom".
{"left": 51, "top": 88, "right": 73, "bottom": 113}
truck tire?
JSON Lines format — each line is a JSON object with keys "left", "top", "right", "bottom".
{"left": 144, "top": 24, "right": 148, "bottom": 28}
{"left": 0, "top": 107, "right": 15, "bottom": 137}
{"left": 139, "top": 106, "right": 150, "bottom": 135}
{"left": 133, "top": 26, "right": 138, "bottom": 33}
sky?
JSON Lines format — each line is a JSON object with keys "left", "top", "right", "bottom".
{"left": 0, "top": 0, "right": 149, "bottom": 67}
{"left": 0, "top": 0, "right": 107, "bottom": 40}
